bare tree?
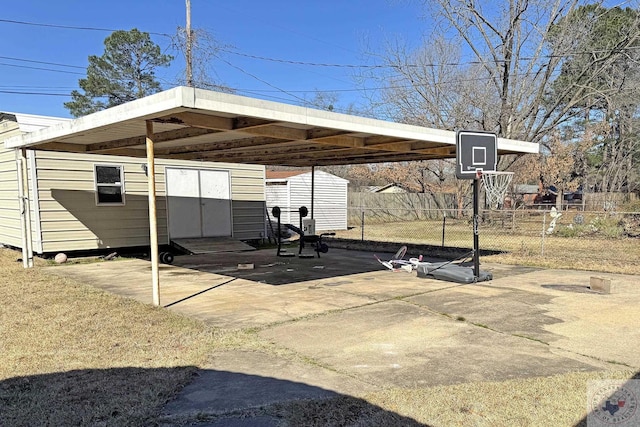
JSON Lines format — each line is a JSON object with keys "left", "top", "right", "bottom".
{"left": 364, "top": 0, "right": 640, "bottom": 143}
{"left": 173, "top": 27, "right": 234, "bottom": 92}
{"left": 356, "top": 0, "right": 640, "bottom": 199}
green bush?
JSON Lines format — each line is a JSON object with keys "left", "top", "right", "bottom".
{"left": 589, "top": 216, "right": 624, "bottom": 238}
{"left": 556, "top": 224, "right": 584, "bottom": 238}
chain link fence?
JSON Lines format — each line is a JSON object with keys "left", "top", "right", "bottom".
{"left": 333, "top": 206, "right": 640, "bottom": 267}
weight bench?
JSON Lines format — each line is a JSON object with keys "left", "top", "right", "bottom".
{"left": 271, "top": 205, "right": 334, "bottom": 258}
{"left": 295, "top": 206, "right": 334, "bottom": 258}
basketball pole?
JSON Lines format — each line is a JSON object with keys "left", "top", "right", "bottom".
{"left": 473, "top": 174, "right": 480, "bottom": 279}
{"left": 456, "top": 130, "right": 497, "bottom": 282}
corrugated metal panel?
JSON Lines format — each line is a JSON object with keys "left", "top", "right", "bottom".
{"left": 232, "top": 200, "right": 266, "bottom": 240}
{"left": 35, "top": 152, "right": 168, "bottom": 252}
{"left": 0, "top": 217, "right": 21, "bottom": 236}
{"left": 287, "top": 171, "right": 348, "bottom": 231}
{"left": 265, "top": 182, "right": 291, "bottom": 224}
{"left": 0, "top": 147, "right": 21, "bottom": 247}
{"left": 40, "top": 217, "right": 156, "bottom": 232}
{"left": 0, "top": 144, "right": 40, "bottom": 250}
{"left": 33, "top": 151, "right": 265, "bottom": 252}
{"left": 42, "top": 237, "right": 156, "bottom": 253}
{"left": 0, "top": 118, "right": 22, "bottom": 140}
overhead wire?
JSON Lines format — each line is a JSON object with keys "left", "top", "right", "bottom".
{"left": 2, "top": 15, "right": 638, "bottom": 106}
{"left": 219, "top": 45, "right": 640, "bottom": 69}
{"left": 0, "top": 90, "right": 71, "bottom": 97}
{"left": 0, "top": 62, "right": 85, "bottom": 75}
{"left": 0, "top": 55, "right": 85, "bottom": 69}
{"left": 0, "top": 18, "right": 171, "bottom": 37}
{"left": 3, "top": 15, "right": 636, "bottom": 76}
{"left": 215, "top": 56, "right": 309, "bottom": 105}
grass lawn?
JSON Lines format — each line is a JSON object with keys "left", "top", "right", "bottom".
{"left": 0, "top": 248, "right": 245, "bottom": 426}
{"left": 0, "top": 247, "right": 637, "bottom": 426}
{"left": 337, "top": 216, "right": 640, "bottom": 275}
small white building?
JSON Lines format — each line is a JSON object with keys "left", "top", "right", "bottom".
{"left": 266, "top": 170, "right": 348, "bottom": 232}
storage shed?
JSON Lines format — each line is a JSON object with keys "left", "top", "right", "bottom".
{"left": 0, "top": 112, "right": 266, "bottom": 254}
{"left": 266, "top": 170, "right": 348, "bottom": 231}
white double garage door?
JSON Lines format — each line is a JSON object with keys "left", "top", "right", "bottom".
{"left": 166, "top": 168, "right": 232, "bottom": 239}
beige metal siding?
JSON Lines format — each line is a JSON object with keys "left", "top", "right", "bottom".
{"left": 0, "top": 150, "right": 40, "bottom": 250}
{"left": 34, "top": 152, "right": 164, "bottom": 252}
{"left": 0, "top": 118, "right": 30, "bottom": 248}
{"left": 34, "top": 151, "right": 265, "bottom": 253}
{"left": 232, "top": 200, "right": 266, "bottom": 240}
{"left": 0, "top": 149, "right": 21, "bottom": 247}
{"left": 0, "top": 120, "right": 21, "bottom": 246}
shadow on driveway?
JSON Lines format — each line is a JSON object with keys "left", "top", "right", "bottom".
{"left": 0, "top": 367, "right": 429, "bottom": 426}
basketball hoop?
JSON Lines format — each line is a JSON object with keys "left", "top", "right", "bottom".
{"left": 480, "top": 171, "right": 514, "bottom": 209}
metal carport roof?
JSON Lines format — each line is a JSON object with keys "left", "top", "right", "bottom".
{"left": 4, "top": 86, "right": 538, "bottom": 166}
{"left": 4, "top": 86, "right": 539, "bottom": 306}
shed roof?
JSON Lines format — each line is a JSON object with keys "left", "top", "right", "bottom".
{"left": 3, "top": 87, "right": 538, "bottom": 167}
{"left": 266, "top": 169, "right": 349, "bottom": 184}
{"left": 266, "top": 170, "right": 309, "bottom": 180}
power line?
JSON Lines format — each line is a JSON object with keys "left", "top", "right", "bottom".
{"left": 220, "top": 45, "right": 640, "bottom": 70}
{"left": 0, "top": 90, "right": 71, "bottom": 97}
{"left": 216, "top": 57, "right": 309, "bottom": 104}
{"left": 0, "top": 18, "right": 171, "bottom": 37}
{"left": 0, "top": 55, "right": 85, "bottom": 69}
{"left": 221, "top": 49, "right": 387, "bottom": 69}
{"left": 0, "top": 62, "right": 85, "bottom": 75}
{"left": 0, "top": 85, "right": 77, "bottom": 89}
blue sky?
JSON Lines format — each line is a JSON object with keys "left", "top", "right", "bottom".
{"left": 0, "top": 0, "right": 426, "bottom": 118}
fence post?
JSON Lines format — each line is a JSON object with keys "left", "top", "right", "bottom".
{"left": 441, "top": 212, "right": 446, "bottom": 248}
{"left": 541, "top": 212, "right": 546, "bottom": 256}
{"left": 361, "top": 210, "right": 365, "bottom": 241}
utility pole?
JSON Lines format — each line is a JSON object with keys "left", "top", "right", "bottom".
{"left": 185, "top": 0, "right": 193, "bottom": 87}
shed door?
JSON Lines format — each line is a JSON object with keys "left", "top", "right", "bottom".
{"left": 166, "top": 168, "right": 232, "bottom": 239}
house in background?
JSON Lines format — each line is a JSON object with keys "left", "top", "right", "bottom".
{"left": 265, "top": 170, "right": 348, "bottom": 232}
{"left": 0, "top": 112, "right": 266, "bottom": 254}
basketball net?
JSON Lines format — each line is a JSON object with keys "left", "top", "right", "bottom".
{"left": 479, "top": 171, "right": 514, "bottom": 209}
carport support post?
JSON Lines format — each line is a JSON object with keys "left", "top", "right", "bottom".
{"left": 146, "top": 121, "right": 161, "bottom": 306}
{"left": 310, "top": 166, "right": 315, "bottom": 218}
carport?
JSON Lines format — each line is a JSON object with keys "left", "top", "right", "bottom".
{"left": 4, "top": 86, "right": 538, "bottom": 305}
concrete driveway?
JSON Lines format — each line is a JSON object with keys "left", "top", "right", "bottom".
{"left": 45, "top": 248, "right": 640, "bottom": 423}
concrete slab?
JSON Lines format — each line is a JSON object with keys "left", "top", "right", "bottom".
{"left": 161, "top": 350, "right": 375, "bottom": 419}
{"left": 407, "top": 268, "right": 640, "bottom": 367}
{"left": 44, "top": 249, "right": 473, "bottom": 329}
{"left": 258, "top": 299, "right": 602, "bottom": 388}
{"left": 42, "top": 248, "right": 640, "bottom": 424}
{"left": 491, "top": 268, "right": 640, "bottom": 367}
